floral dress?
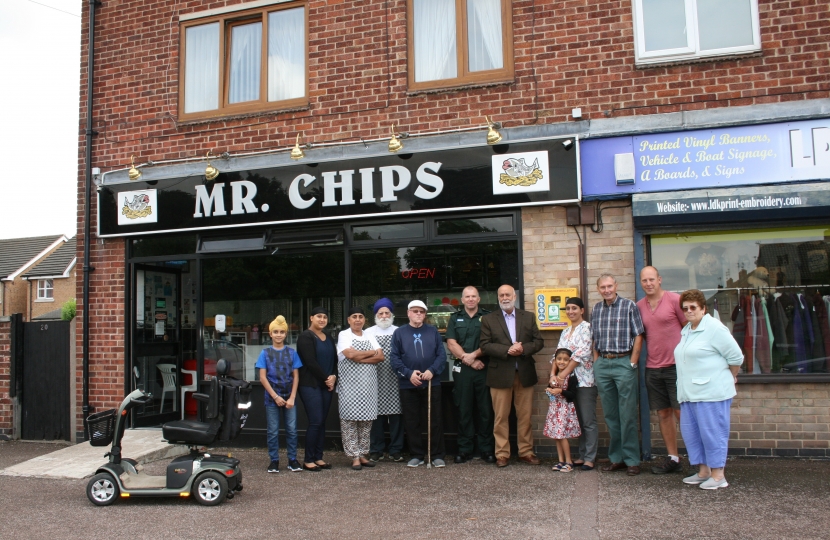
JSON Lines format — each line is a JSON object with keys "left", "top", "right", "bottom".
{"left": 543, "top": 376, "right": 582, "bottom": 440}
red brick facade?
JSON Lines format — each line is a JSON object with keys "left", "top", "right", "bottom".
{"left": 74, "top": 0, "right": 830, "bottom": 445}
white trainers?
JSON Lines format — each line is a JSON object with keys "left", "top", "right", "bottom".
{"left": 683, "top": 473, "right": 710, "bottom": 485}
{"left": 699, "top": 477, "right": 729, "bottom": 490}
{"left": 407, "top": 458, "right": 424, "bottom": 468}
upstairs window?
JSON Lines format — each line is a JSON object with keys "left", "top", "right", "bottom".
{"left": 632, "top": 0, "right": 760, "bottom": 65}
{"left": 179, "top": 3, "right": 307, "bottom": 120}
{"left": 408, "top": 0, "right": 513, "bottom": 92}
{"left": 37, "top": 279, "right": 54, "bottom": 300}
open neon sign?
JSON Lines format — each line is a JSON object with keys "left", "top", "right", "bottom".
{"left": 401, "top": 268, "right": 436, "bottom": 279}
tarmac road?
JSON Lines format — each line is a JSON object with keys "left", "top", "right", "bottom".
{"left": 1, "top": 441, "right": 828, "bottom": 539}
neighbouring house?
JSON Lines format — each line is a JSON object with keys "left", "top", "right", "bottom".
{"left": 0, "top": 235, "right": 70, "bottom": 321}
{"left": 22, "top": 237, "right": 78, "bottom": 320}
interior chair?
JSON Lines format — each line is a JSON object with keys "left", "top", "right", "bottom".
{"left": 180, "top": 366, "right": 198, "bottom": 419}
{"left": 157, "top": 364, "right": 177, "bottom": 414}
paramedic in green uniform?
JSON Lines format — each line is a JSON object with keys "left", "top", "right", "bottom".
{"left": 446, "top": 286, "right": 496, "bottom": 463}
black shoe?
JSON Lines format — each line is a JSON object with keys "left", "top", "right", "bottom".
{"left": 287, "top": 459, "right": 303, "bottom": 472}
{"left": 267, "top": 460, "right": 279, "bottom": 473}
{"left": 483, "top": 454, "right": 497, "bottom": 464}
{"left": 390, "top": 453, "right": 404, "bottom": 462}
{"left": 454, "top": 454, "right": 469, "bottom": 464}
{"left": 369, "top": 452, "right": 382, "bottom": 462}
{"left": 652, "top": 457, "right": 683, "bottom": 474}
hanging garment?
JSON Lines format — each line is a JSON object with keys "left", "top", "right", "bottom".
{"left": 743, "top": 294, "right": 757, "bottom": 374}
{"left": 732, "top": 297, "right": 747, "bottom": 353}
{"left": 757, "top": 296, "right": 773, "bottom": 374}
{"left": 791, "top": 293, "right": 810, "bottom": 372}
{"left": 817, "top": 293, "right": 830, "bottom": 373}
{"left": 769, "top": 293, "right": 790, "bottom": 372}
{"left": 802, "top": 294, "right": 826, "bottom": 369}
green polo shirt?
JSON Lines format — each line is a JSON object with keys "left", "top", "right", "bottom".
{"left": 445, "top": 308, "right": 488, "bottom": 355}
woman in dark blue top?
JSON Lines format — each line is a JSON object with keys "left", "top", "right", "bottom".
{"left": 296, "top": 307, "right": 338, "bottom": 471}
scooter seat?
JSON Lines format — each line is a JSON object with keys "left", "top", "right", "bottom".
{"left": 162, "top": 419, "right": 220, "bottom": 445}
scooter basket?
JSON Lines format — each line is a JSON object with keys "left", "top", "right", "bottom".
{"left": 85, "top": 409, "right": 117, "bottom": 447}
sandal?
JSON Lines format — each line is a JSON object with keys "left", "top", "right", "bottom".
{"left": 560, "top": 463, "right": 574, "bottom": 473}
{"left": 552, "top": 462, "right": 565, "bottom": 471}
{"left": 303, "top": 463, "right": 322, "bottom": 472}
{"left": 580, "top": 463, "right": 595, "bottom": 471}
{"left": 315, "top": 461, "right": 332, "bottom": 469}
{"left": 573, "top": 460, "right": 585, "bottom": 466}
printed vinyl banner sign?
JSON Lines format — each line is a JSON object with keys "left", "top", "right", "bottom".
{"left": 98, "top": 140, "right": 578, "bottom": 237}
{"left": 580, "top": 119, "right": 830, "bottom": 198}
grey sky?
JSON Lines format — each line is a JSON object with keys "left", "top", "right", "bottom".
{"left": 0, "top": 1, "right": 81, "bottom": 239}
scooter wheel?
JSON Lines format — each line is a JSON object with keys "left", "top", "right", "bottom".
{"left": 193, "top": 472, "right": 228, "bottom": 506}
{"left": 87, "top": 472, "right": 119, "bottom": 506}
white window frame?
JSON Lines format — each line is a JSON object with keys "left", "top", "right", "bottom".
{"left": 632, "top": 0, "right": 761, "bottom": 65}
{"left": 37, "top": 279, "right": 54, "bottom": 301}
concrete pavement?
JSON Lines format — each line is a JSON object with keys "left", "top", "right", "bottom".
{"left": 0, "top": 440, "right": 828, "bottom": 539}
{"left": 0, "top": 430, "right": 186, "bottom": 479}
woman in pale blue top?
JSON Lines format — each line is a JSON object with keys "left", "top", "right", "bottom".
{"left": 674, "top": 289, "right": 744, "bottom": 491}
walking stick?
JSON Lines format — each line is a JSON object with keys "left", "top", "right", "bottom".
{"left": 426, "top": 381, "right": 432, "bottom": 469}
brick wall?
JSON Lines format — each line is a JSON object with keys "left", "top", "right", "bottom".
{"left": 73, "top": 238, "right": 126, "bottom": 437}
{"left": 647, "top": 383, "right": 830, "bottom": 459}
{"left": 3, "top": 278, "right": 29, "bottom": 320}
{"left": 77, "top": 0, "right": 829, "bottom": 174}
{"left": 522, "top": 204, "right": 636, "bottom": 455}
{"left": 0, "top": 319, "right": 12, "bottom": 438}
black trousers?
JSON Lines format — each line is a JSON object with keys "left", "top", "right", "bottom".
{"left": 400, "top": 385, "right": 445, "bottom": 460}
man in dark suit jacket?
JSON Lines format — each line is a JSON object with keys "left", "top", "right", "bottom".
{"left": 480, "top": 284, "right": 544, "bottom": 467}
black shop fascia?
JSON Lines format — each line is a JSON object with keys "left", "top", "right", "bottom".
{"left": 99, "top": 137, "right": 580, "bottom": 438}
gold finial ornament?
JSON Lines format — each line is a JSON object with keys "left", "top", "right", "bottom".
{"left": 128, "top": 155, "right": 142, "bottom": 181}
{"left": 204, "top": 151, "right": 219, "bottom": 181}
{"left": 388, "top": 124, "right": 403, "bottom": 153}
{"left": 290, "top": 133, "right": 305, "bottom": 160}
{"left": 485, "top": 116, "right": 502, "bottom": 145}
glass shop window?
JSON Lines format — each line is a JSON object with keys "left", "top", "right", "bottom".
{"left": 202, "top": 252, "right": 345, "bottom": 382}
{"left": 650, "top": 226, "right": 830, "bottom": 375}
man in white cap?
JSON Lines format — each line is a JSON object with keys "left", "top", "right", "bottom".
{"left": 390, "top": 300, "right": 447, "bottom": 468}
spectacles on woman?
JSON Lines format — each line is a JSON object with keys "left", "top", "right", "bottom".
{"left": 682, "top": 304, "right": 700, "bottom": 312}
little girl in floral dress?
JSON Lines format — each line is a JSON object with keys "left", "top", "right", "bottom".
{"left": 543, "top": 348, "right": 582, "bottom": 472}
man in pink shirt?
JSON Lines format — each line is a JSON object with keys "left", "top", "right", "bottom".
{"left": 637, "top": 266, "right": 687, "bottom": 475}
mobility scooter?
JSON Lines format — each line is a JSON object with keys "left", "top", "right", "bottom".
{"left": 85, "top": 359, "right": 251, "bottom": 506}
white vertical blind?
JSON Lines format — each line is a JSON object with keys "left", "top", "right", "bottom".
{"left": 467, "top": 0, "right": 503, "bottom": 72}
{"left": 268, "top": 7, "right": 305, "bottom": 101}
{"left": 184, "top": 23, "right": 220, "bottom": 113}
{"left": 697, "top": 0, "right": 754, "bottom": 51}
{"left": 228, "top": 22, "right": 262, "bottom": 104}
{"left": 641, "top": 0, "right": 688, "bottom": 52}
{"left": 413, "top": 0, "right": 457, "bottom": 82}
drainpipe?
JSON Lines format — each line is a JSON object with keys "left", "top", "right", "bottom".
{"left": 83, "top": 0, "right": 101, "bottom": 430}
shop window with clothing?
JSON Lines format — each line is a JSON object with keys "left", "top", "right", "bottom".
{"left": 407, "top": 0, "right": 513, "bottom": 91}
{"left": 650, "top": 226, "right": 830, "bottom": 375}
{"left": 632, "top": 0, "right": 760, "bottom": 65}
{"left": 179, "top": 2, "right": 307, "bottom": 120}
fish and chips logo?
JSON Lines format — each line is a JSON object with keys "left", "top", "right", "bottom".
{"left": 500, "top": 157, "right": 543, "bottom": 187}
{"left": 117, "top": 189, "right": 158, "bottom": 225}
{"left": 491, "top": 151, "right": 551, "bottom": 195}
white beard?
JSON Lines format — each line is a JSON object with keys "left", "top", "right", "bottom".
{"left": 375, "top": 315, "right": 393, "bottom": 329}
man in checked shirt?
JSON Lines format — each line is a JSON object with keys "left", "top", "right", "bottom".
{"left": 591, "top": 274, "right": 645, "bottom": 476}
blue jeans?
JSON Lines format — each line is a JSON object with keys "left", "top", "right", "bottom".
{"left": 298, "top": 385, "right": 333, "bottom": 464}
{"left": 265, "top": 404, "right": 298, "bottom": 462}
